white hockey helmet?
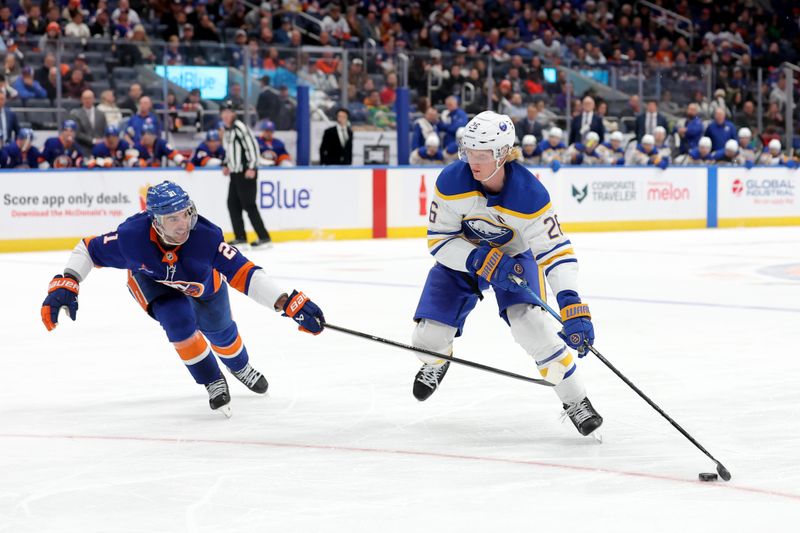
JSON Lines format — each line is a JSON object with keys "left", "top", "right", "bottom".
{"left": 584, "top": 131, "right": 600, "bottom": 147}
{"left": 425, "top": 134, "right": 440, "bottom": 148}
{"left": 460, "top": 111, "right": 516, "bottom": 161}
{"left": 455, "top": 127, "right": 466, "bottom": 141}
{"left": 641, "top": 134, "right": 655, "bottom": 146}
{"left": 768, "top": 139, "right": 782, "bottom": 153}
{"left": 738, "top": 127, "right": 752, "bottom": 139}
{"left": 610, "top": 131, "right": 623, "bottom": 143}
{"left": 548, "top": 126, "right": 563, "bottom": 139}
{"left": 699, "top": 136, "right": 712, "bottom": 149}
{"left": 724, "top": 139, "right": 739, "bottom": 153}
{"left": 522, "top": 134, "right": 536, "bottom": 146}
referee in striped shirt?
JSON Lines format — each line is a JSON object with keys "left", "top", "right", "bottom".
{"left": 221, "top": 101, "right": 272, "bottom": 248}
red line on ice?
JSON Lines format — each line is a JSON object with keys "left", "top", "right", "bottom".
{"left": 2, "top": 432, "right": 799, "bottom": 503}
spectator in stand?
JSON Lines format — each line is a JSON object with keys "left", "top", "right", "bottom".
{"left": 0, "top": 75, "right": 18, "bottom": 99}
{"left": 97, "top": 91, "right": 123, "bottom": 129}
{"left": 570, "top": 95, "right": 605, "bottom": 145}
{"left": 3, "top": 55, "right": 20, "bottom": 85}
{"left": 675, "top": 103, "right": 704, "bottom": 154}
{"left": 163, "top": 35, "right": 183, "bottom": 65}
{"left": 196, "top": 14, "right": 220, "bottom": 42}
{"left": 529, "top": 30, "right": 561, "bottom": 60}
{"left": 500, "top": 92, "right": 528, "bottom": 122}
{"left": 133, "top": 123, "right": 190, "bottom": 169}
{"left": 180, "top": 23, "right": 206, "bottom": 66}
{"left": 112, "top": 10, "right": 132, "bottom": 38}
{"left": 88, "top": 125, "right": 133, "bottom": 168}
{"left": 63, "top": 68, "right": 89, "bottom": 99}
{"left": 380, "top": 73, "right": 398, "bottom": 106}
{"left": 72, "top": 54, "right": 94, "bottom": 82}
{"left": 635, "top": 99, "right": 668, "bottom": 142}
{"left": 11, "top": 67, "right": 46, "bottom": 101}
{"left": 125, "top": 96, "right": 162, "bottom": 143}
{"left": 128, "top": 24, "right": 157, "bottom": 65}
{"left": 0, "top": 91, "right": 20, "bottom": 146}
{"left": 43, "top": 120, "right": 83, "bottom": 168}
{"left": 412, "top": 106, "right": 439, "bottom": 151}
{"left": 736, "top": 100, "right": 758, "bottom": 135}
{"left": 191, "top": 129, "right": 226, "bottom": 167}
{"left": 320, "top": 108, "right": 352, "bottom": 165}
{"left": 71, "top": 89, "right": 108, "bottom": 153}
{"left": 38, "top": 21, "right": 61, "bottom": 55}
{"left": 348, "top": 58, "right": 367, "bottom": 90}
{"left": 111, "top": 0, "right": 141, "bottom": 26}
{"left": 228, "top": 83, "right": 244, "bottom": 111}
{"left": 257, "top": 120, "right": 292, "bottom": 167}
{"left": 35, "top": 52, "right": 55, "bottom": 91}
{"left": 119, "top": 83, "right": 143, "bottom": 116}
{"left": 516, "top": 103, "right": 544, "bottom": 142}
{"left": 0, "top": 128, "right": 44, "bottom": 169}
{"left": 764, "top": 102, "right": 785, "bottom": 133}
{"left": 321, "top": 4, "right": 350, "bottom": 43}
{"left": 40, "top": 67, "right": 58, "bottom": 101}
{"left": 410, "top": 134, "right": 445, "bottom": 166}
{"left": 89, "top": 9, "right": 112, "bottom": 38}
{"left": 256, "top": 76, "right": 279, "bottom": 122}
{"left": 708, "top": 88, "right": 730, "bottom": 118}
{"left": 768, "top": 75, "right": 788, "bottom": 112}
{"left": 438, "top": 95, "right": 468, "bottom": 148}
{"left": 181, "top": 88, "right": 205, "bottom": 129}
{"left": 704, "top": 108, "right": 737, "bottom": 152}
{"left": 26, "top": 4, "right": 46, "bottom": 35}
{"left": 13, "top": 16, "right": 36, "bottom": 49}
{"left": 64, "top": 10, "right": 91, "bottom": 39}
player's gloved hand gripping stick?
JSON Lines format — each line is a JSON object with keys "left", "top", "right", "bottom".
{"left": 508, "top": 273, "right": 732, "bottom": 482}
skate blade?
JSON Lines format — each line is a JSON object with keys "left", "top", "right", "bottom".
{"left": 590, "top": 431, "right": 603, "bottom": 444}
{"left": 215, "top": 404, "right": 232, "bottom": 419}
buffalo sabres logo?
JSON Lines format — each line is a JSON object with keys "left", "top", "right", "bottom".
{"left": 499, "top": 122, "right": 508, "bottom": 131}
{"left": 513, "top": 263, "right": 524, "bottom": 275}
{"left": 461, "top": 217, "right": 515, "bottom": 247}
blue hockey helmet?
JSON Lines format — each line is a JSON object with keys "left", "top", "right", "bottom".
{"left": 62, "top": 119, "right": 77, "bottom": 131}
{"left": 260, "top": 119, "right": 275, "bottom": 131}
{"left": 104, "top": 124, "right": 120, "bottom": 137}
{"left": 206, "top": 129, "right": 220, "bottom": 142}
{"left": 18, "top": 128, "right": 34, "bottom": 140}
{"left": 145, "top": 181, "right": 198, "bottom": 244}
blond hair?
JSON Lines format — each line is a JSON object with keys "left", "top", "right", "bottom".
{"left": 507, "top": 146, "right": 523, "bottom": 161}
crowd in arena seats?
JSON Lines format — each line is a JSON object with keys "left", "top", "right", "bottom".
{"left": 0, "top": 0, "right": 797, "bottom": 169}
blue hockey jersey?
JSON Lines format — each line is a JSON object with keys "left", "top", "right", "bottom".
{"left": 84, "top": 212, "right": 259, "bottom": 301}
{"left": 191, "top": 142, "right": 226, "bottom": 166}
{"left": 42, "top": 137, "right": 83, "bottom": 168}
{"left": 0, "top": 141, "right": 44, "bottom": 168}
{"left": 134, "top": 138, "right": 180, "bottom": 167}
{"left": 91, "top": 139, "right": 132, "bottom": 167}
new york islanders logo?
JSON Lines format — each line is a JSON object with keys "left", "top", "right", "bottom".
{"left": 462, "top": 217, "right": 515, "bottom": 247}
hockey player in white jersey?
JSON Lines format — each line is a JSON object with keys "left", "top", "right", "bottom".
{"left": 597, "top": 131, "right": 625, "bottom": 165}
{"left": 736, "top": 128, "right": 757, "bottom": 168}
{"left": 411, "top": 111, "right": 603, "bottom": 436}
{"left": 757, "top": 139, "right": 799, "bottom": 168}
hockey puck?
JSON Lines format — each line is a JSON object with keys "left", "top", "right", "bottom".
{"left": 698, "top": 472, "right": 718, "bottom": 482}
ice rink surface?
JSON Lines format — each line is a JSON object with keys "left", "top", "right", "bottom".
{"left": 2, "top": 227, "right": 800, "bottom": 532}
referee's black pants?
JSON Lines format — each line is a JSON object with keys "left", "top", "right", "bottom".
{"left": 227, "top": 171, "right": 270, "bottom": 242}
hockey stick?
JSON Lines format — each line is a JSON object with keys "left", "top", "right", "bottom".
{"left": 508, "top": 274, "right": 733, "bottom": 481}
{"left": 324, "top": 323, "right": 555, "bottom": 387}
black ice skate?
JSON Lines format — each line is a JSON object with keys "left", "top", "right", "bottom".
{"left": 413, "top": 361, "right": 450, "bottom": 401}
{"left": 562, "top": 397, "right": 603, "bottom": 436}
{"left": 231, "top": 363, "right": 269, "bottom": 394}
{"left": 205, "top": 375, "right": 232, "bottom": 418}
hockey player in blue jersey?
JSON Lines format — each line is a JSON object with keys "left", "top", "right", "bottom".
{"left": 41, "top": 181, "right": 325, "bottom": 417}
{"left": 443, "top": 127, "right": 465, "bottom": 163}
{"left": 134, "top": 124, "right": 193, "bottom": 170}
{"left": 0, "top": 128, "right": 45, "bottom": 168}
{"left": 537, "top": 127, "right": 567, "bottom": 171}
{"left": 257, "top": 120, "right": 292, "bottom": 166}
{"left": 679, "top": 136, "right": 715, "bottom": 165}
{"left": 712, "top": 139, "right": 741, "bottom": 166}
{"left": 410, "top": 134, "right": 445, "bottom": 165}
{"left": 412, "top": 111, "right": 602, "bottom": 436}
{"left": 191, "top": 130, "right": 226, "bottom": 167}
{"left": 597, "top": 130, "right": 625, "bottom": 165}
{"left": 565, "top": 131, "right": 604, "bottom": 165}
{"left": 42, "top": 120, "right": 84, "bottom": 168}
{"left": 627, "top": 134, "right": 669, "bottom": 168}
{"left": 88, "top": 125, "right": 134, "bottom": 168}
{"left": 520, "top": 134, "right": 540, "bottom": 164}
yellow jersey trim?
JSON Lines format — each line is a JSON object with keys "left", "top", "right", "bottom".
{"left": 492, "top": 201, "right": 552, "bottom": 220}
{"left": 434, "top": 185, "right": 485, "bottom": 201}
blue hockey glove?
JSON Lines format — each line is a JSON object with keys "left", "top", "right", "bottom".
{"left": 550, "top": 159, "right": 561, "bottom": 173}
{"left": 556, "top": 291, "right": 594, "bottom": 356}
{"left": 616, "top": 158, "right": 625, "bottom": 166}
{"left": 744, "top": 160, "right": 755, "bottom": 170}
{"left": 467, "top": 246, "right": 525, "bottom": 293}
{"left": 657, "top": 158, "right": 669, "bottom": 169}
{"left": 787, "top": 160, "right": 799, "bottom": 170}
{"left": 41, "top": 274, "right": 79, "bottom": 331}
{"left": 283, "top": 290, "right": 325, "bottom": 335}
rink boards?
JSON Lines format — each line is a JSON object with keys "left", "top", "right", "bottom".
{"left": 1, "top": 165, "right": 798, "bottom": 252}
